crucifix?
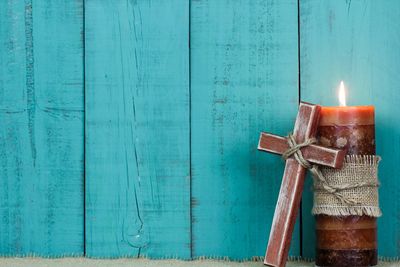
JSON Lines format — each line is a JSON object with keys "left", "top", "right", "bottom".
{"left": 258, "top": 102, "right": 346, "bottom": 267}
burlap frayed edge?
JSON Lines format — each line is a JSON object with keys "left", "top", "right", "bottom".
{"left": 345, "top": 154, "right": 381, "bottom": 165}
{"left": 312, "top": 155, "right": 382, "bottom": 217}
{"left": 312, "top": 205, "right": 382, "bottom": 217}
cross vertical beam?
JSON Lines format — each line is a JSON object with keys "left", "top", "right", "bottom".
{"left": 259, "top": 102, "right": 345, "bottom": 267}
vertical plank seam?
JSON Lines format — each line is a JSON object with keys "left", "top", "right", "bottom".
{"left": 25, "top": 0, "right": 36, "bottom": 166}
{"left": 83, "top": 0, "right": 87, "bottom": 256}
{"left": 189, "top": 0, "right": 193, "bottom": 260}
{"left": 297, "top": 0, "right": 303, "bottom": 258}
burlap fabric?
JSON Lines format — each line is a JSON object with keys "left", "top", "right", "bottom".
{"left": 312, "top": 155, "right": 382, "bottom": 217}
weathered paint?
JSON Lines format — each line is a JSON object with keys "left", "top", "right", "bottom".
{"left": 0, "top": 0, "right": 84, "bottom": 256}
{"left": 190, "top": 0, "right": 300, "bottom": 260}
{"left": 85, "top": 0, "right": 190, "bottom": 259}
{"left": 300, "top": 0, "right": 400, "bottom": 258}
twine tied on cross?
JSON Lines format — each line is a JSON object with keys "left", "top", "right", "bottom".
{"left": 282, "top": 133, "right": 378, "bottom": 206}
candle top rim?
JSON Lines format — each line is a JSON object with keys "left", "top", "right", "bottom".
{"left": 321, "top": 105, "right": 374, "bottom": 110}
{"left": 320, "top": 105, "right": 375, "bottom": 126}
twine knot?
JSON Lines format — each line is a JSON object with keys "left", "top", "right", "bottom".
{"left": 282, "top": 134, "right": 316, "bottom": 169}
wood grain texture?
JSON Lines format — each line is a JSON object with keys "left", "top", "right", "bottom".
{"left": 0, "top": 0, "right": 84, "bottom": 255}
{"left": 190, "top": 0, "right": 300, "bottom": 260}
{"left": 300, "top": 0, "right": 400, "bottom": 258}
{"left": 85, "top": 0, "right": 190, "bottom": 258}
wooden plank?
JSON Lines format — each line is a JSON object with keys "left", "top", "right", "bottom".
{"left": 191, "top": 0, "right": 300, "bottom": 260}
{"left": 0, "top": 0, "right": 84, "bottom": 255}
{"left": 300, "top": 0, "right": 400, "bottom": 258}
{"left": 85, "top": 0, "right": 190, "bottom": 258}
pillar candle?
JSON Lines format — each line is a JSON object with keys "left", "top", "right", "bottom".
{"left": 315, "top": 105, "right": 377, "bottom": 266}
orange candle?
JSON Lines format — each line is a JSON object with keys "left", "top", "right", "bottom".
{"left": 315, "top": 82, "right": 377, "bottom": 266}
{"left": 318, "top": 105, "right": 375, "bottom": 155}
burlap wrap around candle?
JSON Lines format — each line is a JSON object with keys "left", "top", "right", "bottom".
{"left": 312, "top": 155, "right": 381, "bottom": 217}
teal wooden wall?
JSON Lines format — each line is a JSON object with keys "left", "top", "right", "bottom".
{"left": 0, "top": 0, "right": 399, "bottom": 260}
{"left": 85, "top": 0, "right": 190, "bottom": 258}
{"left": 0, "top": 0, "right": 84, "bottom": 256}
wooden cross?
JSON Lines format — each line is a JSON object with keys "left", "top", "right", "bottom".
{"left": 258, "top": 102, "right": 346, "bottom": 267}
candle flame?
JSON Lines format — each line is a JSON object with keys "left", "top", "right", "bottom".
{"left": 338, "top": 81, "right": 346, "bottom": 106}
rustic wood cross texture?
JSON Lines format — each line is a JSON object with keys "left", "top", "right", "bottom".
{"left": 257, "top": 102, "right": 346, "bottom": 267}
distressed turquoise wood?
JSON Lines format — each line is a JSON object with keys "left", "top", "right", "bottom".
{"left": 0, "top": 0, "right": 84, "bottom": 255}
{"left": 85, "top": 0, "right": 190, "bottom": 258}
{"left": 191, "top": 0, "right": 300, "bottom": 260}
{"left": 300, "top": 0, "right": 400, "bottom": 258}
{"left": 1, "top": 0, "right": 399, "bottom": 260}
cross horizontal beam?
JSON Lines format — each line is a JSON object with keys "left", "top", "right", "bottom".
{"left": 258, "top": 132, "right": 346, "bottom": 169}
